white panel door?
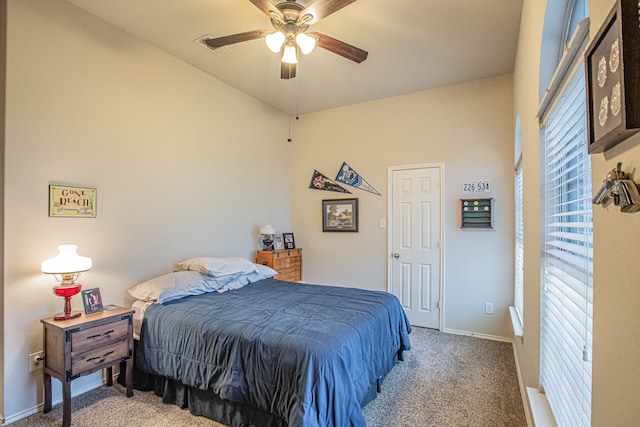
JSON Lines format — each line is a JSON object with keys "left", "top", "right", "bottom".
{"left": 389, "top": 165, "right": 442, "bottom": 329}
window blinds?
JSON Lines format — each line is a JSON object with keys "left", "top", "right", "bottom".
{"left": 540, "top": 67, "right": 593, "bottom": 427}
{"left": 514, "top": 165, "right": 524, "bottom": 323}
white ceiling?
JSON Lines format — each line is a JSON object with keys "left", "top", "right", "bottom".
{"left": 66, "top": 0, "right": 523, "bottom": 116}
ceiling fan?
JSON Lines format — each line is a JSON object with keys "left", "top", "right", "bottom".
{"left": 203, "top": 0, "right": 368, "bottom": 79}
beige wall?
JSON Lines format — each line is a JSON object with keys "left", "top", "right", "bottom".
{"left": 291, "top": 74, "right": 516, "bottom": 339}
{"left": 2, "top": 0, "right": 290, "bottom": 420}
{"left": 0, "top": 0, "right": 6, "bottom": 419}
{"left": 587, "top": 1, "right": 640, "bottom": 424}
{"left": 514, "top": 0, "right": 640, "bottom": 424}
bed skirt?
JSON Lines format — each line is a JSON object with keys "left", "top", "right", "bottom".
{"left": 119, "top": 341, "right": 404, "bottom": 427}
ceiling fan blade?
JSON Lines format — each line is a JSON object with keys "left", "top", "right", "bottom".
{"left": 248, "top": 0, "right": 283, "bottom": 18}
{"left": 309, "top": 31, "right": 368, "bottom": 63}
{"left": 204, "top": 29, "right": 267, "bottom": 49}
{"left": 302, "top": 0, "right": 358, "bottom": 25}
{"left": 281, "top": 62, "right": 297, "bottom": 79}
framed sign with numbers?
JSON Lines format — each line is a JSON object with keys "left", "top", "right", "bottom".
{"left": 462, "top": 180, "right": 491, "bottom": 194}
{"left": 585, "top": 0, "right": 640, "bottom": 153}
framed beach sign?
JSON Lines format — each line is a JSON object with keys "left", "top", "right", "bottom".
{"left": 49, "top": 185, "right": 96, "bottom": 218}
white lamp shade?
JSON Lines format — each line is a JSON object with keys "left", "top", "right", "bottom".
{"left": 260, "top": 224, "right": 276, "bottom": 235}
{"left": 265, "top": 31, "right": 286, "bottom": 53}
{"left": 281, "top": 44, "right": 298, "bottom": 64}
{"left": 41, "top": 245, "right": 92, "bottom": 274}
{"left": 295, "top": 32, "right": 316, "bottom": 55}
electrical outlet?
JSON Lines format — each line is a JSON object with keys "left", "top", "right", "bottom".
{"left": 28, "top": 351, "right": 44, "bottom": 372}
{"left": 485, "top": 302, "right": 494, "bottom": 315}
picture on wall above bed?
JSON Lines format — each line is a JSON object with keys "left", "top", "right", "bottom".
{"left": 323, "top": 198, "right": 359, "bottom": 232}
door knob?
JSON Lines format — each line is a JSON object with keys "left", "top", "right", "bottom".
{"left": 392, "top": 253, "right": 400, "bottom": 259}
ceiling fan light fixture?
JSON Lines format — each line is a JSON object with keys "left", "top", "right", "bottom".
{"left": 281, "top": 44, "right": 298, "bottom": 64}
{"left": 295, "top": 32, "right": 316, "bottom": 55}
{"left": 265, "top": 31, "right": 286, "bottom": 53}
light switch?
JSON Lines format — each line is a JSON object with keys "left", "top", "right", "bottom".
{"left": 379, "top": 218, "right": 386, "bottom": 229}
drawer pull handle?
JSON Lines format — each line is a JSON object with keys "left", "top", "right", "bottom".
{"left": 86, "top": 329, "right": 114, "bottom": 340}
{"left": 86, "top": 350, "right": 114, "bottom": 363}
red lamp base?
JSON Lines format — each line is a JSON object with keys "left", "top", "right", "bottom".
{"left": 53, "top": 283, "right": 82, "bottom": 321}
{"left": 53, "top": 311, "right": 82, "bottom": 321}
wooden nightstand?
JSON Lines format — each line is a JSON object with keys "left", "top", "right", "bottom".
{"left": 41, "top": 307, "right": 134, "bottom": 427}
{"left": 257, "top": 248, "right": 302, "bottom": 281}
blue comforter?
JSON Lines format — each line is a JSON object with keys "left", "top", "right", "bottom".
{"left": 137, "top": 279, "right": 411, "bottom": 427}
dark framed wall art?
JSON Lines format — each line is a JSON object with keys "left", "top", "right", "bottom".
{"left": 322, "top": 198, "right": 359, "bottom": 232}
{"left": 585, "top": 0, "right": 640, "bottom": 153}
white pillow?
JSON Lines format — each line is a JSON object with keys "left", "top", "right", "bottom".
{"left": 216, "top": 264, "right": 278, "bottom": 293}
{"left": 175, "top": 257, "right": 258, "bottom": 277}
{"left": 250, "top": 263, "right": 277, "bottom": 281}
{"left": 127, "top": 271, "right": 210, "bottom": 301}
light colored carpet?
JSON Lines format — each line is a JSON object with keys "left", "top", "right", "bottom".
{"left": 8, "top": 327, "right": 526, "bottom": 426}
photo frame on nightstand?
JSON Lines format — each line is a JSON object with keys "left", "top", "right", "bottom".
{"left": 274, "top": 235, "right": 284, "bottom": 250}
{"left": 282, "top": 233, "right": 295, "bottom": 249}
{"left": 81, "top": 288, "right": 103, "bottom": 315}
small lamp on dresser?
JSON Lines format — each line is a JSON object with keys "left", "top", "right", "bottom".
{"left": 41, "top": 244, "right": 92, "bottom": 321}
{"left": 260, "top": 224, "right": 276, "bottom": 251}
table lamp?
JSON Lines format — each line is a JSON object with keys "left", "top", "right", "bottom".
{"left": 260, "top": 224, "right": 276, "bottom": 251}
{"left": 41, "top": 245, "right": 92, "bottom": 320}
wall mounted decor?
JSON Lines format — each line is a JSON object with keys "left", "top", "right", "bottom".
{"left": 322, "top": 198, "right": 359, "bottom": 232}
{"left": 460, "top": 198, "right": 494, "bottom": 229}
{"left": 49, "top": 185, "right": 96, "bottom": 218}
{"left": 309, "top": 169, "right": 351, "bottom": 193}
{"left": 592, "top": 162, "right": 640, "bottom": 212}
{"left": 462, "top": 180, "right": 491, "bottom": 194}
{"left": 585, "top": 0, "right": 640, "bottom": 153}
{"left": 335, "top": 162, "right": 380, "bottom": 195}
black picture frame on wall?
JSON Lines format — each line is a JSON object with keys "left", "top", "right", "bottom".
{"left": 585, "top": 0, "right": 640, "bottom": 153}
{"left": 322, "top": 198, "right": 359, "bottom": 232}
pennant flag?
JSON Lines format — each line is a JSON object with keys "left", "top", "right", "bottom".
{"left": 335, "top": 162, "right": 381, "bottom": 195}
{"left": 309, "top": 169, "right": 351, "bottom": 193}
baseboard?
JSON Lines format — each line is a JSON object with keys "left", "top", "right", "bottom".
{"left": 512, "top": 341, "right": 533, "bottom": 427}
{"left": 1, "top": 372, "right": 117, "bottom": 426}
{"left": 442, "top": 327, "right": 512, "bottom": 343}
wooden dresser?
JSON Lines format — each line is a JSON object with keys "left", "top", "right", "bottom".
{"left": 257, "top": 248, "right": 302, "bottom": 281}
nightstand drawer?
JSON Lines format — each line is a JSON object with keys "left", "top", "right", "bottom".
{"left": 72, "top": 339, "right": 130, "bottom": 375}
{"left": 274, "top": 257, "right": 301, "bottom": 269}
{"left": 71, "top": 318, "right": 130, "bottom": 353}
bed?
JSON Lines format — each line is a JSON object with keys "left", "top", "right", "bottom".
{"left": 127, "top": 257, "right": 411, "bottom": 427}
